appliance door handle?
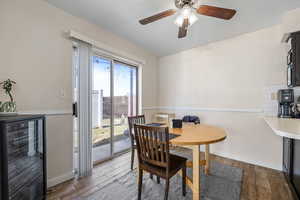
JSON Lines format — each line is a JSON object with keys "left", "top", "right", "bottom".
{"left": 72, "top": 102, "right": 78, "bottom": 117}
{"left": 287, "top": 49, "right": 293, "bottom": 65}
{"left": 288, "top": 65, "right": 293, "bottom": 88}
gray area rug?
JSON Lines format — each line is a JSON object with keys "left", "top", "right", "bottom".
{"left": 85, "top": 157, "right": 243, "bottom": 200}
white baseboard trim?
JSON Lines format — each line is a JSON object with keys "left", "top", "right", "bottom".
{"left": 47, "top": 171, "right": 75, "bottom": 188}
{"left": 213, "top": 151, "right": 282, "bottom": 171}
{"left": 197, "top": 146, "right": 281, "bottom": 170}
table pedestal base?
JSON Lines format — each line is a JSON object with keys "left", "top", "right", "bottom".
{"left": 192, "top": 145, "right": 201, "bottom": 200}
{"left": 205, "top": 144, "right": 210, "bottom": 175}
{"left": 178, "top": 144, "right": 211, "bottom": 200}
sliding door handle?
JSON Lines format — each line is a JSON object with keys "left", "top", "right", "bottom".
{"left": 73, "top": 102, "right": 78, "bottom": 117}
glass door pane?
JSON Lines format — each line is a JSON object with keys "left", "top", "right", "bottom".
{"left": 7, "top": 119, "right": 44, "bottom": 200}
{"left": 113, "top": 62, "right": 138, "bottom": 154}
{"left": 92, "top": 56, "right": 112, "bottom": 163}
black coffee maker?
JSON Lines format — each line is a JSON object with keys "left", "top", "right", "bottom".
{"left": 278, "top": 89, "right": 294, "bottom": 118}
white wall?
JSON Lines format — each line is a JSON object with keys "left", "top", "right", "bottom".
{"left": 158, "top": 25, "right": 287, "bottom": 170}
{"left": 1, "top": 0, "right": 297, "bottom": 185}
{"left": 0, "top": 0, "right": 158, "bottom": 185}
{"left": 281, "top": 8, "right": 300, "bottom": 34}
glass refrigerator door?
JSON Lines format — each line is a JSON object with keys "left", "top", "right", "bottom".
{"left": 7, "top": 119, "right": 44, "bottom": 200}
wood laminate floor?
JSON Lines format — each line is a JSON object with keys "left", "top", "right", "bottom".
{"left": 47, "top": 149, "right": 294, "bottom": 200}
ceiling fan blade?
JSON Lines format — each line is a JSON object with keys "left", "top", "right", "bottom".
{"left": 197, "top": 5, "right": 236, "bottom": 20}
{"left": 178, "top": 18, "right": 189, "bottom": 39}
{"left": 139, "top": 9, "right": 177, "bottom": 25}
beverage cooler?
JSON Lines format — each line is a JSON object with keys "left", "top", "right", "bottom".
{"left": 0, "top": 115, "right": 46, "bottom": 200}
{"left": 283, "top": 137, "right": 300, "bottom": 199}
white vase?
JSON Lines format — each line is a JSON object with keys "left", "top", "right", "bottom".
{"left": 0, "top": 101, "right": 17, "bottom": 115}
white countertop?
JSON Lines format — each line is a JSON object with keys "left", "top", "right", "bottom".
{"left": 264, "top": 117, "right": 300, "bottom": 140}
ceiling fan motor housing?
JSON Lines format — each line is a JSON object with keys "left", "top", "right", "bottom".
{"left": 175, "top": 0, "right": 195, "bottom": 9}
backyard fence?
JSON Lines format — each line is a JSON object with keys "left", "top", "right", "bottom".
{"left": 92, "top": 90, "right": 103, "bottom": 128}
{"left": 92, "top": 90, "right": 132, "bottom": 129}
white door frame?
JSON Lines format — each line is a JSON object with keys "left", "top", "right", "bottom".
{"left": 72, "top": 41, "right": 143, "bottom": 176}
{"left": 92, "top": 50, "right": 140, "bottom": 164}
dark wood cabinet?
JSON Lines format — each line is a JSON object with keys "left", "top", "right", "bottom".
{"left": 292, "top": 139, "right": 300, "bottom": 198}
{"left": 0, "top": 115, "right": 46, "bottom": 200}
{"left": 283, "top": 137, "right": 300, "bottom": 199}
{"left": 289, "top": 31, "right": 300, "bottom": 87}
{"left": 283, "top": 137, "right": 293, "bottom": 179}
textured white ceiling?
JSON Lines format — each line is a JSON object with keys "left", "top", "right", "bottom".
{"left": 46, "top": 0, "right": 300, "bottom": 56}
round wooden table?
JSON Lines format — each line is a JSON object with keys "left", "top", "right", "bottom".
{"left": 169, "top": 123, "right": 227, "bottom": 200}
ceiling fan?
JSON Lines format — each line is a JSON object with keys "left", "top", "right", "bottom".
{"left": 139, "top": 0, "right": 237, "bottom": 39}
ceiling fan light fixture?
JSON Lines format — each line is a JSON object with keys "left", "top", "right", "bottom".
{"left": 139, "top": 0, "right": 236, "bottom": 39}
{"left": 188, "top": 12, "right": 198, "bottom": 26}
{"left": 182, "top": 5, "right": 192, "bottom": 17}
{"left": 174, "top": 7, "right": 198, "bottom": 27}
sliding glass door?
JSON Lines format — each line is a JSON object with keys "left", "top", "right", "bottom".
{"left": 92, "top": 56, "right": 138, "bottom": 163}
{"left": 92, "top": 56, "right": 112, "bottom": 162}
{"left": 113, "top": 62, "right": 138, "bottom": 154}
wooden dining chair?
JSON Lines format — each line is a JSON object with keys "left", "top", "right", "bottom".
{"left": 128, "top": 115, "right": 146, "bottom": 170}
{"left": 134, "top": 124, "right": 187, "bottom": 200}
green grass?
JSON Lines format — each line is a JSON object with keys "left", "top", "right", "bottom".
{"left": 92, "top": 119, "right": 128, "bottom": 144}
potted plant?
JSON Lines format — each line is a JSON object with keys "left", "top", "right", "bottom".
{"left": 0, "top": 79, "right": 17, "bottom": 114}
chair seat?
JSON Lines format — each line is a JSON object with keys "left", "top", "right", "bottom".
{"left": 140, "top": 153, "right": 187, "bottom": 179}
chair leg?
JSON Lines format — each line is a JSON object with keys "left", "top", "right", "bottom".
{"left": 164, "top": 179, "right": 170, "bottom": 200}
{"left": 138, "top": 169, "right": 143, "bottom": 200}
{"left": 182, "top": 166, "right": 186, "bottom": 196}
{"left": 130, "top": 148, "right": 135, "bottom": 170}
{"left": 156, "top": 176, "right": 160, "bottom": 184}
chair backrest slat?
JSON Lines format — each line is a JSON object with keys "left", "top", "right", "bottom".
{"left": 153, "top": 130, "right": 159, "bottom": 161}
{"left": 128, "top": 115, "right": 146, "bottom": 143}
{"left": 150, "top": 130, "right": 155, "bottom": 160}
{"left": 134, "top": 124, "right": 170, "bottom": 168}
